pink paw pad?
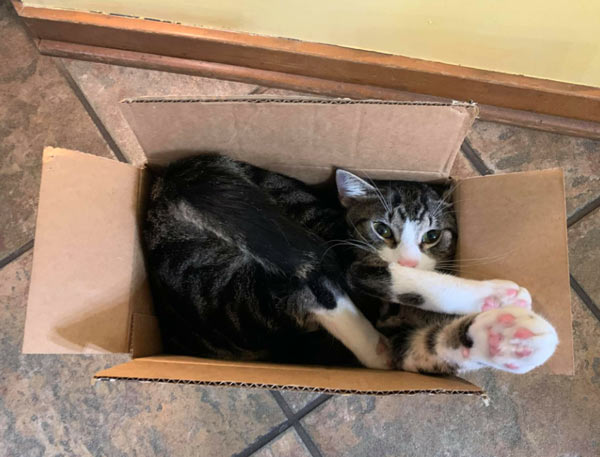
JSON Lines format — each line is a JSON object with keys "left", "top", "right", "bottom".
{"left": 497, "top": 313, "right": 516, "bottom": 325}
{"left": 487, "top": 328, "right": 503, "bottom": 356}
{"left": 506, "top": 289, "right": 519, "bottom": 297}
{"left": 515, "top": 348, "right": 533, "bottom": 358}
{"left": 514, "top": 327, "right": 535, "bottom": 339}
{"left": 465, "top": 306, "right": 558, "bottom": 374}
{"left": 514, "top": 299, "right": 529, "bottom": 308}
{"left": 482, "top": 297, "right": 500, "bottom": 311}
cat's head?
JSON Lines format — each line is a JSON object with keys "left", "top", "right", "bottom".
{"left": 336, "top": 170, "right": 456, "bottom": 271}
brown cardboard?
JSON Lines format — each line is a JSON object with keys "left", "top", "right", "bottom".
{"left": 22, "top": 148, "right": 153, "bottom": 354}
{"left": 23, "top": 98, "right": 573, "bottom": 395}
{"left": 120, "top": 97, "right": 478, "bottom": 183}
{"left": 455, "top": 169, "right": 573, "bottom": 374}
{"left": 94, "top": 356, "right": 482, "bottom": 395}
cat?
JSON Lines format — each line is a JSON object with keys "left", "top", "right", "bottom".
{"left": 143, "top": 154, "right": 558, "bottom": 375}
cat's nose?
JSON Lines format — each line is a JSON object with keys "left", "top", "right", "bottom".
{"left": 398, "top": 258, "right": 418, "bottom": 268}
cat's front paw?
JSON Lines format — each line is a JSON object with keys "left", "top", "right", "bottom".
{"left": 479, "top": 280, "right": 532, "bottom": 311}
{"left": 460, "top": 307, "right": 558, "bottom": 374}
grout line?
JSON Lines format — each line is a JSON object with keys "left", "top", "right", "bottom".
{"left": 462, "top": 131, "right": 600, "bottom": 324}
{"left": 0, "top": 239, "right": 34, "bottom": 270}
{"left": 270, "top": 391, "right": 328, "bottom": 457}
{"left": 570, "top": 275, "right": 600, "bottom": 323}
{"left": 270, "top": 391, "right": 295, "bottom": 418}
{"left": 292, "top": 394, "right": 332, "bottom": 420}
{"left": 567, "top": 194, "right": 600, "bottom": 227}
{"left": 233, "top": 392, "right": 331, "bottom": 457}
{"left": 231, "top": 419, "right": 292, "bottom": 457}
{"left": 293, "top": 422, "right": 324, "bottom": 457}
{"left": 53, "top": 59, "right": 129, "bottom": 164}
{"left": 460, "top": 139, "right": 494, "bottom": 175}
{"left": 463, "top": 137, "right": 600, "bottom": 229}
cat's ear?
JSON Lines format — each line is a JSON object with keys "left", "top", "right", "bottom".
{"left": 336, "top": 170, "right": 376, "bottom": 207}
{"left": 431, "top": 182, "right": 454, "bottom": 204}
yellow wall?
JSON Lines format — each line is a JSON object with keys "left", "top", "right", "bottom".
{"left": 25, "top": 0, "right": 600, "bottom": 87}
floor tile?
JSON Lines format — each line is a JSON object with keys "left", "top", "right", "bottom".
{"left": 0, "top": 251, "right": 286, "bottom": 457}
{"left": 450, "top": 150, "right": 480, "bottom": 179}
{"left": 0, "top": 2, "right": 113, "bottom": 261}
{"left": 61, "top": 59, "right": 260, "bottom": 166}
{"left": 468, "top": 120, "right": 600, "bottom": 218}
{"left": 301, "top": 293, "right": 600, "bottom": 457}
{"left": 280, "top": 391, "right": 323, "bottom": 413}
{"left": 251, "top": 429, "right": 311, "bottom": 457}
{"left": 569, "top": 208, "right": 600, "bottom": 305}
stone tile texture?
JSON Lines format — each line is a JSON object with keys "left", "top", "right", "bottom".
{"left": 280, "top": 391, "right": 323, "bottom": 413}
{"left": 0, "top": 253, "right": 286, "bottom": 457}
{"left": 2, "top": 1, "right": 600, "bottom": 455}
{"left": 569, "top": 208, "right": 600, "bottom": 305}
{"left": 0, "top": 1, "right": 113, "bottom": 261}
{"left": 450, "top": 149, "right": 480, "bottom": 179}
{"left": 61, "top": 59, "right": 259, "bottom": 166}
{"left": 251, "top": 429, "right": 311, "bottom": 457}
{"left": 302, "top": 295, "right": 600, "bottom": 457}
{"left": 468, "top": 120, "right": 600, "bottom": 218}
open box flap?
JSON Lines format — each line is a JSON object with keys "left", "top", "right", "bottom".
{"left": 455, "top": 168, "right": 573, "bottom": 375}
{"left": 94, "top": 355, "right": 484, "bottom": 395}
{"left": 120, "top": 97, "right": 478, "bottom": 183}
{"left": 22, "top": 148, "right": 155, "bottom": 354}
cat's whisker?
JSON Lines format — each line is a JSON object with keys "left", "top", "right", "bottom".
{"left": 436, "top": 256, "right": 510, "bottom": 266}
{"left": 324, "top": 238, "right": 373, "bottom": 249}
{"left": 434, "top": 251, "right": 516, "bottom": 269}
{"left": 320, "top": 241, "right": 375, "bottom": 261}
{"left": 348, "top": 218, "right": 371, "bottom": 244}
{"left": 360, "top": 170, "right": 392, "bottom": 214}
{"left": 428, "top": 180, "right": 461, "bottom": 218}
{"left": 430, "top": 197, "right": 472, "bottom": 219}
{"left": 437, "top": 251, "right": 513, "bottom": 262}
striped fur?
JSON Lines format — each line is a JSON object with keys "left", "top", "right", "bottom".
{"left": 145, "top": 155, "right": 342, "bottom": 362}
{"left": 143, "top": 154, "right": 554, "bottom": 374}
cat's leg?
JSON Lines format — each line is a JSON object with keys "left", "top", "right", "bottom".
{"left": 312, "top": 294, "right": 392, "bottom": 370}
{"left": 390, "top": 307, "right": 558, "bottom": 374}
{"left": 387, "top": 264, "right": 532, "bottom": 315}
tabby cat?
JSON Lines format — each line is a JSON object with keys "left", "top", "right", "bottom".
{"left": 143, "top": 154, "right": 558, "bottom": 375}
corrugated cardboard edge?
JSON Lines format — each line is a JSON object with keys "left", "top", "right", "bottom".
{"left": 93, "top": 377, "right": 485, "bottom": 397}
{"left": 93, "top": 356, "right": 485, "bottom": 396}
{"left": 121, "top": 96, "right": 478, "bottom": 107}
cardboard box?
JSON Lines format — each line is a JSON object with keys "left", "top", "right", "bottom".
{"left": 22, "top": 97, "right": 573, "bottom": 396}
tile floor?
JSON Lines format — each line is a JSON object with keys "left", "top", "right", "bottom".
{"left": 1, "top": 1, "right": 599, "bottom": 456}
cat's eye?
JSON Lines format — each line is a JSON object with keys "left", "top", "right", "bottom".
{"left": 422, "top": 230, "right": 442, "bottom": 245}
{"left": 373, "top": 222, "right": 393, "bottom": 239}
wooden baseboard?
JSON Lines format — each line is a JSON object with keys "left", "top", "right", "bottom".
{"left": 14, "top": 1, "right": 600, "bottom": 132}
{"left": 37, "top": 39, "right": 600, "bottom": 140}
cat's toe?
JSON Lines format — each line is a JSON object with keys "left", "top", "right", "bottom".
{"left": 511, "top": 287, "right": 532, "bottom": 309}
{"left": 465, "top": 307, "right": 558, "bottom": 373}
{"left": 482, "top": 281, "right": 532, "bottom": 311}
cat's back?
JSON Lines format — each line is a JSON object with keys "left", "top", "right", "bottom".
{"left": 145, "top": 154, "right": 344, "bottom": 252}
{"left": 141, "top": 154, "right": 345, "bottom": 360}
